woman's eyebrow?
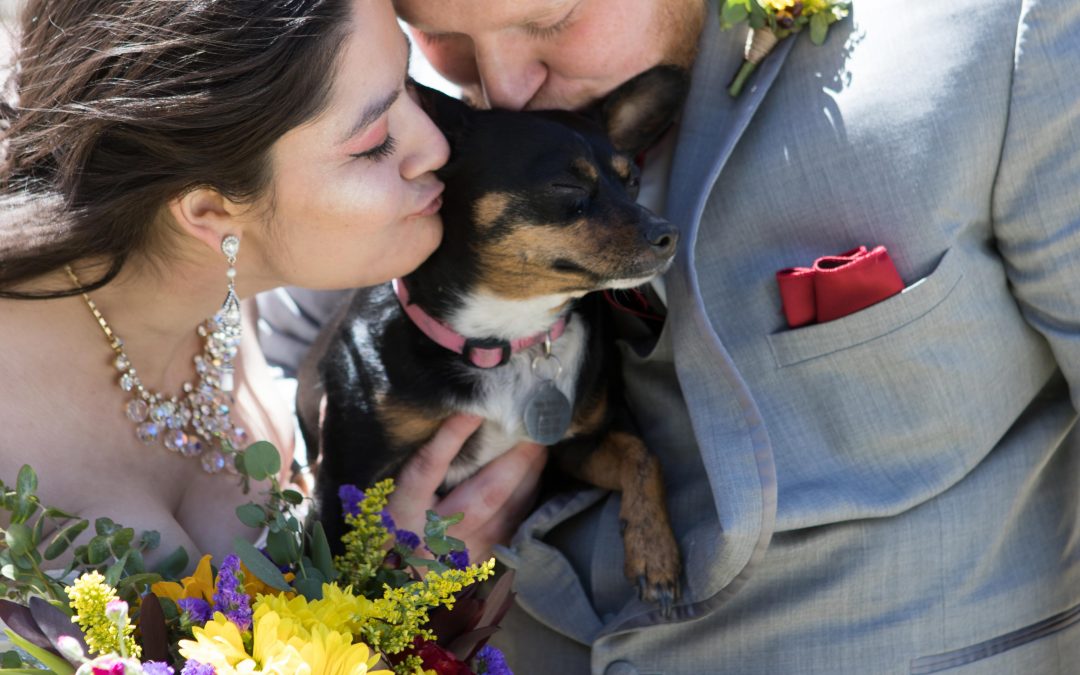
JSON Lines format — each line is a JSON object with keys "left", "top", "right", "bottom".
{"left": 341, "top": 32, "right": 412, "bottom": 143}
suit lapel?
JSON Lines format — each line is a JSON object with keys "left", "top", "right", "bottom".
{"left": 666, "top": 11, "right": 797, "bottom": 255}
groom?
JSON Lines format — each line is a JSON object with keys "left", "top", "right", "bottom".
{"left": 388, "top": 0, "right": 1080, "bottom": 673}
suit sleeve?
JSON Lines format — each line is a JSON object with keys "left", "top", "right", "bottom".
{"left": 992, "top": 0, "right": 1080, "bottom": 407}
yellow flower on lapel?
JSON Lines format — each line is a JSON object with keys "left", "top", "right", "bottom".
{"left": 720, "top": 0, "right": 851, "bottom": 96}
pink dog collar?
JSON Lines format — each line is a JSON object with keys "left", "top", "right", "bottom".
{"left": 392, "top": 278, "right": 568, "bottom": 369}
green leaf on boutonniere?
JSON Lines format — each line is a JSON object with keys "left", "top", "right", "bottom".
{"left": 721, "top": 1, "right": 749, "bottom": 26}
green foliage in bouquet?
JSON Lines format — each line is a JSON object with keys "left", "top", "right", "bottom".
{"left": 0, "top": 443, "right": 515, "bottom": 675}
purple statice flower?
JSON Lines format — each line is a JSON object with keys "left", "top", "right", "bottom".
{"left": 177, "top": 598, "right": 212, "bottom": 624}
{"left": 338, "top": 484, "right": 365, "bottom": 517}
{"left": 395, "top": 528, "right": 421, "bottom": 551}
{"left": 474, "top": 645, "right": 512, "bottom": 675}
{"left": 380, "top": 509, "right": 397, "bottom": 533}
{"left": 212, "top": 554, "right": 252, "bottom": 631}
{"left": 180, "top": 661, "right": 216, "bottom": 675}
{"left": 445, "top": 549, "right": 470, "bottom": 570}
{"left": 142, "top": 662, "right": 176, "bottom": 675}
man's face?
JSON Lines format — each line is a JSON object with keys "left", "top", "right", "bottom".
{"left": 394, "top": 0, "right": 705, "bottom": 112}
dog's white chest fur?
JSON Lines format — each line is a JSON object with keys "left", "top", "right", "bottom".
{"left": 443, "top": 306, "right": 588, "bottom": 488}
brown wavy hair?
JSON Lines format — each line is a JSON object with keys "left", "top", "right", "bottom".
{"left": 0, "top": 0, "right": 351, "bottom": 298}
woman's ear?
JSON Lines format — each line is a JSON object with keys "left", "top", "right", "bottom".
{"left": 167, "top": 188, "right": 246, "bottom": 252}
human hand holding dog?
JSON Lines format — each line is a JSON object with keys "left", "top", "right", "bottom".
{"left": 388, "top": 414, "right": 548, "bottom": 562}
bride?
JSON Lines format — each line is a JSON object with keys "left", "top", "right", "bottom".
{"left": 0, "top": 0, "right": 542, "bottom": 568}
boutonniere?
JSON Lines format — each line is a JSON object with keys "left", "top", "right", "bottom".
{"left": 720, "top": 0, "right": 851, "bottom": 97}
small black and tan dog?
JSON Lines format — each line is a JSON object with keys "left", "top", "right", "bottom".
{"left": 298, "top": 66, "right": 688, "bottom": 611}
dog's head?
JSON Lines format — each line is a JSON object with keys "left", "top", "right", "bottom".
{"left": 412, "top": 67, "right": 688, "bottom": 304}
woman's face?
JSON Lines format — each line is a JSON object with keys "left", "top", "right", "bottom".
{"left": 251, "top": 0, "right": 449, "bottom": 291}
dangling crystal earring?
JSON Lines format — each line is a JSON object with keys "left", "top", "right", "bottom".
{"left": 216, "top": 234, "right": 242, "bottom": 392}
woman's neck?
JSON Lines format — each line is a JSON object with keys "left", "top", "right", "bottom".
{"left": 65, "top": 253, "right": 237, "bottom": 394}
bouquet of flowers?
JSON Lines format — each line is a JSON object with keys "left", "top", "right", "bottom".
{"left": 0, "top": 442, "right": 514, "bottom": 675}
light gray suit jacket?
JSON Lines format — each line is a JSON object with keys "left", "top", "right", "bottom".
{"left": 490, "top": 1, "right": 1080, "bottom": 673}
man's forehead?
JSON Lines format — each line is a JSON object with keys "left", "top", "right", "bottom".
{"left": 395, "top": 0, "right": 573, "bottom": 32}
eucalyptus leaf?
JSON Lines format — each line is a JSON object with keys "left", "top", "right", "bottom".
{"left": 232, "top": 538, "right": 291, "bottom": 592}
{"left": 0, "top": 651, "right": 21, "bottom": 668}
{"left": 281, "top": 489, "right": 304, "bottom": 506}
{"left": 85, "top": 536, "right": 109, "bottom": 566}
{"left": 93, "top": 518, "right": 115, "bottom": 538}
{"left": 104, "top": 552, "right": 130, "bottom": 587}
{"left": 309, "top": 522, "right": 338, "bottom": 581}
{"left": 138, "top": 530, "right": 161, "bottom": 552}
{"left": 5, "top": 524, "right": 32, "bottom": 556}
{"left": 240, "top": 442, "right": 281, "bottom": 481}
{"left": 30, "top": 517, "right": 44, "bottom": 550}
{"left": 293, "top": 568, "right": 326, "bottom": 601}
{"left": 264, "top": 529, "right": 297, "bottom": 567}
{"left": 11, "top": 498, "right": 33, "bottom": 525}
{"left": 152, "top": 546, "right": 189, "bottom": 579}
{"left": 235, "top": 504, "right": 266, "bottom": 529}
{"left": 42, "top": 507, "right": 77, "bottom": 520}
{"left": 125, "top": 548, "right": 146, "bottom": 575}
{"left": 15, "top": 467, "right": 37, "bottom": 502}
{"left": 0, "top": 565, "right": 15, "bottom": 581}
{"left": 424, "top": 538, "right": 451, "bottom": 557}
{"left": 110, "top": 528, "right": 134, "bottom": 552}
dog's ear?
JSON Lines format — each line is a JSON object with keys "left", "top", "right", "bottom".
{"left": 412, "top": 81, "right": 472, "bottom": 146}
{"left": 600, "top": 65, "right": 690, "bottom": 156}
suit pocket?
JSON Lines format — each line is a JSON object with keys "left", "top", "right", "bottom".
{"left": 910, "top": 603, "right": 1080, "bottom": 674}
{"left": 767, "top": 247, "right": 963, "bottom": 367}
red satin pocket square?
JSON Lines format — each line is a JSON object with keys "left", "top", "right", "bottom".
{"left": 776, "top": 246, "right": 904, "bottom": 328}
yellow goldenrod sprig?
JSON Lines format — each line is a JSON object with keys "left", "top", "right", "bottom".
{"left": 67, "top": 571, "right": 141, "bottom": 658}
{"left": 363, "top": 558, "right": 496, "bottom": 656}
{"left": 335, "top": 479, "right": 396, "bottom": 589}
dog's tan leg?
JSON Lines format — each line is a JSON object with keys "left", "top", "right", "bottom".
{"left": 567, "top": 430, "right": 680, "bottom": 613}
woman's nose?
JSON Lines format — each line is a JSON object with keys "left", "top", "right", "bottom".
{"left": 399, "top": 93, "right": 451, "bottom": 180}
{"left": 473, "top": 36, "right": 547, "bottom": 111}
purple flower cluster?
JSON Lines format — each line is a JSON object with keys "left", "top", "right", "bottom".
{"left": 180, "top": 661, "right": 216, "bottom": 675}
{"left": 177, "top": 598, "right": 212, "bottom": 624}
{"left": 381, "top": 507, "right": 421, "bottom": 551}
{"left": 444, "top": 549, "right": 469, "bottom": 570}
{"left": 143, "top": 662, "right": 176, "bottom": 675}
{"left": 338, "top": 484, "right": 365, "bottom": 517}
{"left": 474, "top": 645, "right": 513, "bottom": 675}
{"left": 212, "top": 554, "right": 252, "bottom": 631}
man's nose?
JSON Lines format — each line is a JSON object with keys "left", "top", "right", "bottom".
{"left": 473, "top": 36, "right": 547, "bottom": 111}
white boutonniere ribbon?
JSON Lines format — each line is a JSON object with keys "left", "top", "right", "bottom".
{"left": 721, "top": 0, "right": 851, "bottom": 97}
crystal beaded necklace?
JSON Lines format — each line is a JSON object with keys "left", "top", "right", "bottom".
{"left": 64, "top": 261, "right": 248, "bottom": 474}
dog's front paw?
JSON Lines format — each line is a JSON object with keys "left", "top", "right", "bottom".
{"left": 620, "top": 504, "right": 681, "bottom": 617}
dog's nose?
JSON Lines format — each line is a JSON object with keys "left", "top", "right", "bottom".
{"left": 646, "top": 220, "right": 679, "bottom": 258}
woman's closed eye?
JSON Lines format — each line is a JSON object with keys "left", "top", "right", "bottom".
{"left": 352, "top": 134, "right": 398, "bottom": 161}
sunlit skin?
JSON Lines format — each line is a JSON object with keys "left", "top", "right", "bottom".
{"left": 394, "top": 0, "right": 705, "bottom": 111}
{"left": 240, "top": 0, "right": 449, "bottom": 291}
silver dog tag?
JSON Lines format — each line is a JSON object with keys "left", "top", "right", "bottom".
{"left": 524, "top": 382, "right": 572, "bottom": 445}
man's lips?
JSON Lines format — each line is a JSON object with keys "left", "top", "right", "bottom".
{"left": 412, "top": 183, "right": 445, "bottom": 217}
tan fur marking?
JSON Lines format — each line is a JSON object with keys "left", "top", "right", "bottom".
{"left": 378, "top": 397, "right": 444, "bottom": 449}
{"left": 473, "top": 192, "right": 511, "bottom": 228}
{"left": 572, "top": 157, "right": 599, "bottom": 182}
{"left": 569, "top": 390, "right": 609, "bottom": 437}
{"left": 611, "top": 155, "right": 633, "bottom": 180}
